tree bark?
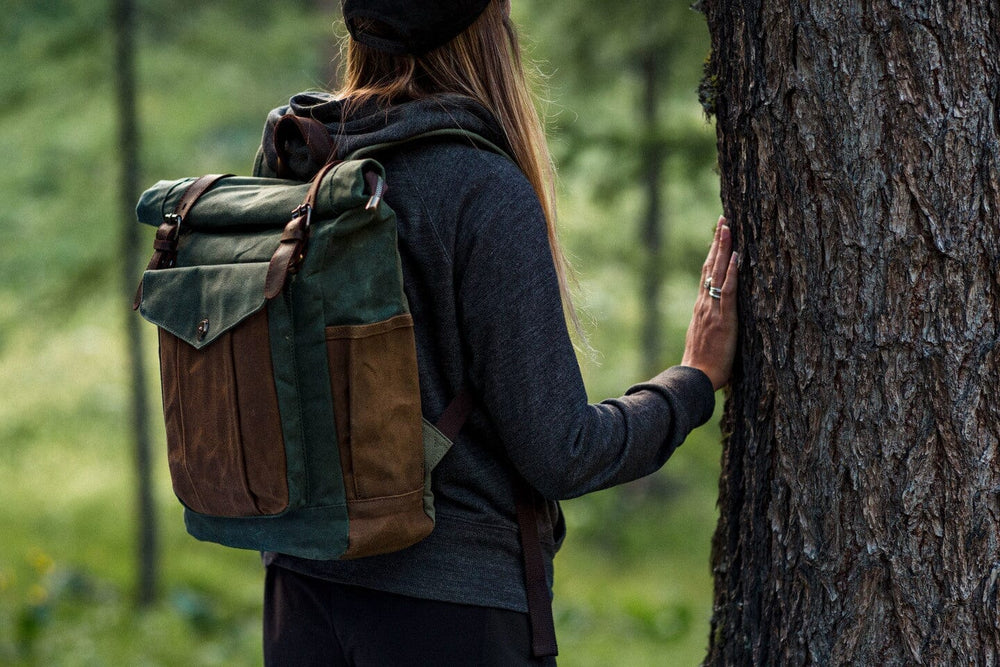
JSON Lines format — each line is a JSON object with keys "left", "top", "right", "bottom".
{"left": 703, "top": 1, "right": 1000, "bottom": 664}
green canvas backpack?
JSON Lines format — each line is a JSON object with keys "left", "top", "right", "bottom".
{"left": 132, "top": 134, "right": 479, "bottom": 560}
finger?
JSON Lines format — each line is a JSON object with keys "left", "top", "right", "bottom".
{"left": 711, "top": 223, "right": 733, "bottom": 290}
{"left": 722, "top": 251, "right": 738, "bottom": 294}
{"left": 701, "top": 216, "right": 724, "bottom": 283}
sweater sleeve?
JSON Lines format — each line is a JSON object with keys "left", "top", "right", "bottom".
{"left": 454, "top": 161, "right": 716, "bottom": 500}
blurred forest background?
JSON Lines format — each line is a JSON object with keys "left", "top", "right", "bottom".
{"left": 0, "top": 0, "right": 725, "bottom": 664}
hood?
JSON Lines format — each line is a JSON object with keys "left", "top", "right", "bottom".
{"left": 259, "top": 91, "right": 511, "bottom": 181}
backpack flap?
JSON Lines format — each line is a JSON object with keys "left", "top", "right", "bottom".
{"left": 136, "top": 166, "right": 382, "bottom": 232}
{"left": 139, "top": 260, "right": 298, "bottom": 521}
{"left": 136, "top": 176, "right": 312, "bottom": 230}
{"left": 137, "top": 262, "right": 270, "bottom": 350}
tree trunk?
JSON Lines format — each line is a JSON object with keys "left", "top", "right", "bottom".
{"left": 703, "top": 1, "right": 1000, "bottom": 664}
{"left": 113, "top": 0, "right": 158, "bottom": 607}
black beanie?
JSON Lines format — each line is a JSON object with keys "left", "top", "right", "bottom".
{"left": 341, "top": 0, "right": 493, "bottom": 55}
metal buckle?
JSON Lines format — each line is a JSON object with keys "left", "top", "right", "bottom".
{"left": 291, "top": 203, "right": 312, "bottom": 230}
{"left": 164, "top": 213, "right": 183, "bottom": 238}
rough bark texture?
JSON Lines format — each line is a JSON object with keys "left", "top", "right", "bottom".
{"left": 703, "top": 1, "right": 1000, "bottom": 664}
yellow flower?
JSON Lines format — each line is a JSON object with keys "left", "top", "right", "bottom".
{"left": 27, "top": 549, "right": 54, "bottom": 575}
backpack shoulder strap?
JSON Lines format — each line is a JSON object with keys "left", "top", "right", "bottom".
{"left": 435, "top": 386, "right": 558, "bottom": 659}
{"left": 434, "top": 387, "right": 475, "bottom": 441}
{"left": 273, "top": 114, "right": 336, "bottom": 179}
{"left": 514, "top": 478, "right": 559, "bottom": 658}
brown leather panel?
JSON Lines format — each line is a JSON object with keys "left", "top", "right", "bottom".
{"left": 159, "top": 309, "right": 288, "bottom": 517}
{"left": 231, "top": 309, "right": 288, "bottom": 515}
{"left": 325, "top": 314, "right": 423, "bottom": 503}
{"left": 341, "top": 488, "right": 433, "bottom": 559}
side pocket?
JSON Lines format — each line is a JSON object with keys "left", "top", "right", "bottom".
{"left": 420, "top": 419, "right": 454, "bottom": 524}
{"left": 325, "top": 313, "right": 430, "bottom": 558}
{"left": 160, "top": 308, "right": 289, "bottom": 517}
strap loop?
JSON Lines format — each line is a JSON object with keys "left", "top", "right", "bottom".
{"left": 515, "top": 481, "right": 559, "bottom": 657}
{"left": 132, "top": 174, "right": 229, "bottom": 310}
{"left": 273, "top": 114, "right": 336, "bottom": 180}
{"left": 263, "top": 161, "right": 339, "bottom": 299}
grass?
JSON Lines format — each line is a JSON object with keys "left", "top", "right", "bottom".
{"left": 0, "top": 301, "right": 266, "bottom": 665}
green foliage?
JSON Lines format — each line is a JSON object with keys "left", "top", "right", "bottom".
{"left": 520, "top": 0, "right": 715, "bottom": 184}
{"left": 0, "top": 0, "right": 724, "bottom": 664}
{"left": 698, "top": 50, "right": 721, "bottom": 119}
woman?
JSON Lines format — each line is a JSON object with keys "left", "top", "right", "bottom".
{"left": 253, "top": 0, "right": 738, "bottom": 664}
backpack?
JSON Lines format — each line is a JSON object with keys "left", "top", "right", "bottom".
{"left": 133, "top": 117, "right": 557, "bottom": 655}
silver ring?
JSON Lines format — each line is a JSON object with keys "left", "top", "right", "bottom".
{"left": 703, "top": 278, "right": 713, "bottom": 290}
{"left": 709, "top": 286, "right": 722, "bottom": 300}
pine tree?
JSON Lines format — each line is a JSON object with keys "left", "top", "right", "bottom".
{"left": 703, "top": 1, "right": 1000, "bottom": 663}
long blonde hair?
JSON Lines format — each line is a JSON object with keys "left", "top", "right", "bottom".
{"left": 336, "top": 2, "right": 578, "bottom": 330}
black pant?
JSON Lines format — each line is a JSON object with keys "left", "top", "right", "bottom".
{"left": 263, "top": 565, "right": 557, "bottom": 666}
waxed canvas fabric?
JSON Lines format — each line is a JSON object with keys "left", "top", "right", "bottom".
{"left": 136, "top": 158, "right": 441, "bottom": 560}
{"left": 326, "top": 314, "right": 428, "bottom": 558}
{"left": 157, "top": 306, "right": 288, "bottom": 517}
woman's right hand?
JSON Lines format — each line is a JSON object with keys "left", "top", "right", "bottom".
{"left": 680, "top": 216, "right": 739, "bottom": 390}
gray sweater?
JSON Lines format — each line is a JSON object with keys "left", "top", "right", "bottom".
{"left": 255, "top": 92, "right": 716, "bottom": 613}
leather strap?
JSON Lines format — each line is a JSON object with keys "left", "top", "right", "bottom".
{"left": 515, "top": 480, "right": 559, "bottom": 657}
{"left": 149, "top": 173, "right": 228, "bottom": 271}
{"left": 435, "top": 387, "right": 558, "bottom": 658}
{"left": 434, "top": 388, "right": 475, "bottom": 441}
{"left": 172, "top": 173, "right": 228, "bottom": 225}
{"left": 263, "top": 160, "right": 340, "bottom": 299}
{"left": 273, "top": 115, "right": 336, "bottom": 180}
{"left": 132, "top": 173, "right": 229, "bottom": 310}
